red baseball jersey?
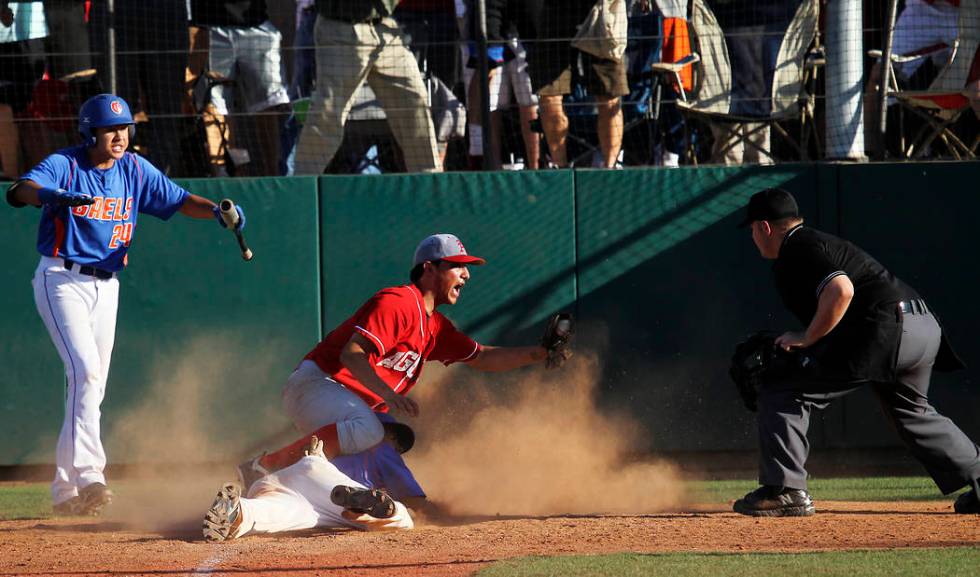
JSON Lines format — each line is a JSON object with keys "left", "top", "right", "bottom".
{"left": 305, "top": 284, "right": 481, "bottom": 410}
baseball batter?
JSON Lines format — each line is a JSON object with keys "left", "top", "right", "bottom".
{"left": 203, "top": 435, "right": 416, "bottom": 541}
{"left": 6, "top": 94, "right": 246, "bottom": 516}
{"left": 238, "top": 234, "right": 572, "bottom": 488}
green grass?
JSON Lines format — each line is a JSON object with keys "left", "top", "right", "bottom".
{"left": 689, "top": 476, "right": 951, "bottom": 503}
{"left": 0, "top": 476, "right": 959, "bottom": 520}
{"left": 476, "top": 549, "right": 980, "bottom": 577}
{"left": 0, "top": 484, "right": 52, "bottom": 520}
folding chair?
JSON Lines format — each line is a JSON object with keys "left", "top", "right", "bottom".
{"left": 872, "top": 0, "right": 980, "bottom": 159}
{"left": 669, "top": 0, "right": 821, "bottom": 163}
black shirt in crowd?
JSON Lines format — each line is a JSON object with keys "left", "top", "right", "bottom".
{"left": 190, "top": 0, "right": 269, "bottom": 28}
{"left": 773, "top": 224, "right": 919, "bottom": 382}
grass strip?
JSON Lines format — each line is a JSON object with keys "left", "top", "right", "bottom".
{"left": 477, "top": 548, "right": 980, "bottom": 577}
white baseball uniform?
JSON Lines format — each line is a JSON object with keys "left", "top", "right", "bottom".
{"left": 229, "top": 454, "right": 413, "bottom": 538}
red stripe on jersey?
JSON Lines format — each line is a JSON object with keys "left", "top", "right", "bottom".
{"left": 130, "top": 153, "right": 143, "bottom": 188}
{"left": 51, "top": 215, "right": 65, "bottom": 257}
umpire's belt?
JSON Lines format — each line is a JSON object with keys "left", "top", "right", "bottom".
{"left": 63, "top": 258, "right": 114, "bottom": 280}
{"left": 897, "top": 299, "right": 929, "bottom": 315}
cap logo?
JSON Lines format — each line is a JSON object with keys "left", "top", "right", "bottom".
{"left": 110, "top": 100, "right": 123, "bottom": 115}
{"left": 455, "top": 238, "right": 467, "bottom": 255}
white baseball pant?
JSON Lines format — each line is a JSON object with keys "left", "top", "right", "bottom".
{"left": 32, "top": 256, "right": 119, "bottom": 505}
{"left": 281, "top": 360, "right": 385, "bottom": 454}
{"left": 233, "top": 454, "right": 414, "bottom": 536}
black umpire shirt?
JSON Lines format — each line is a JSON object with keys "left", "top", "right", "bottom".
{"left": 774, "top": 224, "right": 930, "bottom": 383}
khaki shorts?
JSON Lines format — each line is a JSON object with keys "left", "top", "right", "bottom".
{"left": 531, "top": 48, "right": 629, "bottom": 98}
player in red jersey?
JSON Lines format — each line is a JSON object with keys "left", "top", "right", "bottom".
{"left": 237, "top": 233, "right": 558, "bottom": 490}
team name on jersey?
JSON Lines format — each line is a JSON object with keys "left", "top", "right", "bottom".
{"left": 377, "top": 350, "right": 421, "bottom": 374}
{"left": 71, "top": 197, "right": 133, "bottom": 222}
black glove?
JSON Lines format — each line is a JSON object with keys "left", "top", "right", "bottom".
{"left": 541, "top": 312, "right": 575, "bottom": 369}
{"left": 729, "top": 331, "right": 818, "bottom": 411}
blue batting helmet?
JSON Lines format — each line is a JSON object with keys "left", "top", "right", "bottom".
{"left": 78, "top": 94, "right": 135, "bottom": 146}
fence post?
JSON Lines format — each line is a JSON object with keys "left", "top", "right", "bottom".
{"left": 825, "top": 0, "right": 865, "bottom": 160}
{"left": 475, "top": 0, "right": 496, "bottom": 169}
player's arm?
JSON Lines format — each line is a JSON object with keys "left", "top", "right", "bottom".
{"left": 340, "top": 333, "right": 420, "bottom": 417}
{"left": 7, "top": 180, "right": 41, "bottom": 207}
{"left": 776, "top": 274, "right": 854, "bottom": 350}
{"left": 464, "top": 344, "right": 547, "bottom": 372}
{"left": 178, "top": 193, "right": 218, "bottom": 218}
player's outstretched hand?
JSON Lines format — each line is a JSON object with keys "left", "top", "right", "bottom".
{"left": 38, "top": 187, "right": 94, "bottom": 207}
{"left": 384, "top": 395, "right": 419, "bottom": 418}
{"left": 212, "top": 203, "right": 246, "bottom": 231}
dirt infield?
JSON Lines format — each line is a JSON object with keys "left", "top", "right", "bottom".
{"left": 2, "top": 501, "right": 978, "bottom": 577}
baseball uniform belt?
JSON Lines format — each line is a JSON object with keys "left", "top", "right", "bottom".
{"left": 63, "top": 258, "right": 114, "bottom": 280}
{"left": 897, "top": 299, "right": 929, "bottom": 316}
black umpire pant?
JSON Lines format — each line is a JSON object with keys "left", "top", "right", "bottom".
{"left": 758, "top": 310, "right": 980, "bottom": 494}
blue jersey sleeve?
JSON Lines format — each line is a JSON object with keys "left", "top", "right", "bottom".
{"left": 22, "top": 151, "right": 74, "bottom": 190}
{"left": 132, "top": 154, "right": 188, "bottom": 220}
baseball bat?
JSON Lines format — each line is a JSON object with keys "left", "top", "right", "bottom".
{"left": 219, "top": 198, "right": 253, "bottom": 261}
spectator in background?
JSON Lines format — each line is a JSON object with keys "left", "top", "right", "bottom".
{"left": 1, "top": 1, "right": 49, "bottom": 174}
{"left": 115, "top": 1, "right": 189, "bottom": 176}
{"left": 41, "top": 0, "right": 91, "bottom": 79}
{"left": 397, "top": 0, "right": 464, "bottom": 169}
{"left": 190, "top": 0, "right": 291, "bottom": 176}
{"left": 294, "top": 0, "right": 441, "bottom": 175}
{"left": 395, "top": 0, "right": 458, "bottom": 89}
{"left": 23, "top": 1, "right": 101, "bottom": 172}
{"left": 515, "top": 0, "right": 627, "bottom": 169}
{"left": 461, "top": 0, "right": 540, "bottom": 169}
{"left": 279, "top": 0, "right": 316, "bottom": 175}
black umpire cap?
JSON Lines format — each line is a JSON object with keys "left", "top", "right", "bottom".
{"left": 737, "top": 187, "right": 800, "bottom": 227}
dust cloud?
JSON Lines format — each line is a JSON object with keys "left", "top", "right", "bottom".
{"left": 101, "top": 332, "right": 289, "bottom": 533}
{"left": 97, "top": 333, "right": 685, "bottom": 531}
{"left": 406, "top": 354, "right": 686, "bottom": 517}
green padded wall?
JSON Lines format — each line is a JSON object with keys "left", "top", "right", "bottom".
{"left": 0, "top": 196, "right": 69, "bottom": 464}
{"left": 319, "top": 171, "right": 577, "bottom": 344}
{"left": 0, "top": 178, "right": 321, "bottom": 465}
{"left": 574, "top": 165, "right": 822, "bottom": 451}
{"left": 826, "top": 162, "right": 980, "bottom": 447}
{"left": 102, "top": 177, "right": 321, "bottom": 462}
{"left": 4, "top": 162, "right": 980, "bottom": 466}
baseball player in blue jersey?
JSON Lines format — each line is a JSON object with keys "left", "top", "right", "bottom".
{"left": 6, "top": 94, "right": 247, "bottom": 517}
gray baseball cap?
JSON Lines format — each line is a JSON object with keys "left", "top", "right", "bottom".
{"left": 412, "top": 233, "right": 486, "bottom": 266}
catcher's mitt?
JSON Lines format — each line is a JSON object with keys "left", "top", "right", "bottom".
{"left": 541, "top": 312, "right": 575, "bottom": 369}
{"left": 729, "top": 331, "right": 818, "bottom": 411}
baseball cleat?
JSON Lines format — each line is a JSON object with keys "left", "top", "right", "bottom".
{"left": 954, "top": 489, "right": 979, "bottom": 514}
{"left": 203, "top": 483, "right": 243, "bottom": 542}
{"left": 304, "top": 435, "right": 325, "bottom": 459}
{"left": 330, "top": 485, "right": 396, "bottom": 519}
{"left": 236, "top": 454, "right": 270, "bottom": 494}
{"left": 52, "top": 495, "right": 86, "bottom": 516}
{"left": 733, "top": 485, "right": 815, "bottom": 517}
{"left": 77, "top": 482, "right": 113, "bottom": 516}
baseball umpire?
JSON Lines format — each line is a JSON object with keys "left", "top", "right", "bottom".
{"left": 733, "top": 187, "right": 980, "bottom": 516}
{"left": 7, "top": 94, "right": 246, "bottom": 516}
{"left": 236, "top": 233, "right": 573, "bottom": 488}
